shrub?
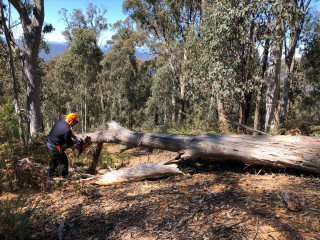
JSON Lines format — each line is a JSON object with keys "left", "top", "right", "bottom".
{"left": 0, "top": 193, "right": 48, "bottom": 240}
{"left": 0, "top": 103, "right": 20, "bottom": 144}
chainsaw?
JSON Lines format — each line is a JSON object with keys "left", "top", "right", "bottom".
{"left": 75, "top": 136, "right": 91, "bottom": 157}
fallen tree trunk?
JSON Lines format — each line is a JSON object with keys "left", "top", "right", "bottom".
{"left": 92, "top": 162, "right": 183, "bottom": 186}
{"left": 78, "top": 121, "right": 320, "bottom": 174}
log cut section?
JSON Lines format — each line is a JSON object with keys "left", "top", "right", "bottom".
{"left": 94, "top": 162, "right": 183, "bottom": 186}
{"left": 78, "top": 121, "right": 320, "bottom": 174}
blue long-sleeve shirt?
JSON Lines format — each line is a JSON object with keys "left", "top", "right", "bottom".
{"left": 47, "top": 118, "right": 73, "bottom": 147}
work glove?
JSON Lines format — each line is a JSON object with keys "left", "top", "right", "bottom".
{"left": 73, "top": 148, "right": 79, "bottom": 157}
{"left": 75, "top": 136, "right": 82, "bottom": 145}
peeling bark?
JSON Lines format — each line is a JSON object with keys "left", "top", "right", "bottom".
{"left": 78, "top": 121, "right": 320, "bottom": 174}
{"left": 94, "top": 162, "right": 183, "bottom": 186}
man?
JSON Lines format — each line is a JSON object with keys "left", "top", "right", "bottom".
{"left": 46, "top": 113, "right": 81, "bottom": 177}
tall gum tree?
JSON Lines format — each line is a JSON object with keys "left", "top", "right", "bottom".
{"left": 265, "top": 17, "right": 285, "bottom": 133}
{"left": 1, "top": 0, "right": 45, "bottom": 141}
{"left": 55, "top": 29, "right": 103, "bottom": 133}
{"left": 100, "top": 19, "right": 141, "bottom": 126}
{"left": 279, "top": 0, "right": 311, "bottom": 125}
{"left": 58, "top": 2, "right": 109, "bottom": 46}
{"left": 123, "top": 0, "right": 202, "bottom": 123}
{"left": 187, "top": 0, "right": 272, "bottom": 132}
{"left": 58, "top": 3, "right": 108, "bottom": 132}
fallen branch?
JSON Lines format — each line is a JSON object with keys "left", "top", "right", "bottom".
{"left": 163, "top": 154, "right": 182, "bottom": 165}
{"left": 94, "top": 162, "right": 183, "bottom": 186}
{"left": 224, "top": 118, "right": 270, "bottom": 136}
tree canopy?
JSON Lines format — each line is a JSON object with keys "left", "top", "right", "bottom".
{"left": 1, "top": 0, "right": 320, "bottom": 143}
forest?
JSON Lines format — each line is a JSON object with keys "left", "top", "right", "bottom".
{"left": 0, "top": 0, "right": 320, "bottom": 239}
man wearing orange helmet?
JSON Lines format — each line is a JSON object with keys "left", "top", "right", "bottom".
{"left": 46, "top": 113, "right": 81, "bottom": 178}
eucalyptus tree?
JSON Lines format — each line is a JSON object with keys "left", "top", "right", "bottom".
{"left": 265, "top": 17, "right": 285, "bottom": 133}
{"left": 299, "top": 11, "right": 320, "bottom": 85}
{"left": 187, "top": 0, "right": 277, "bottom": 132}
{"left": 58, "top": 2, "right": 109, "bottom": 46}
{"left": 144, "top": 57, "right": 176, "bottom": 127}
{"left": 42, "top": 55, "right": 71, "bottom": 129}
{"left": 0, "top": 0, "right": 45, "bottom": 141}
{"left": 101, "top": 18, "right": 142, "bottom": 127}
{"left": 55, "top": 29, "right": 103, "bottom": 133}
{"left": 123, "top": 0, "right": 203, "bottom": 123}
{"left": 279, "top": 0, "right": 311, "bottom": 125}
{"left": 288, "top": 12, "right": 320, "bottom": 127}
{"left": 58, "top": 3, "right": 108, "bottom": 132}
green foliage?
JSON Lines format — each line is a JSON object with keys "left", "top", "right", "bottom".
{"left": 0, "top": 103, "right": 19, "bottom": 143}
{"left": 0, "top": 193, "right": 48, "bottom": 240}
{"left": 99, "top": 151, "right": 114, "bottom": 169}
{"left": 59, "top": 3, "right": 109, "bottom": 45}
{"left": 289, "top": 93, "right": 320, "bottom": 130}
{"left": 100, "top": 18, "right": 147, "bottom": 128}
{"left": 286, "top": 15, "right": 320, "bottom": 133}
{"left": 99, "top": 145, "right": 131, "bottom": 169}
{"left": 54, "top": 180, "right": 62, "bottom": 190}
{"left": 21, "top": 1, "right": 320, "bottom": 135}
{"left": 310, "top": 126, "right": 320, "bottom": 137}
{"left": 187, "top": 0, "right": 262, "bottom": 101}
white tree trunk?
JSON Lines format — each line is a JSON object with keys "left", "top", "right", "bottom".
{"left": 78, "top": 121, "right": 320, "bottom": 174}
{"left": 265, "top": 19, "right": 284, "bottom": 133}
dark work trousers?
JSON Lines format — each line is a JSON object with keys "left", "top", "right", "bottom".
{"left": 46, "top": 142, "right": 69, "bottom": 176}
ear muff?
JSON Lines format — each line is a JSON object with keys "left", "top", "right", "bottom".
{"left": 72, "top": 118, "right": 78, "bottom": 125}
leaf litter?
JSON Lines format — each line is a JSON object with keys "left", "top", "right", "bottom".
{"left": 4, "top": 145, "right": 320, "bottom": 240}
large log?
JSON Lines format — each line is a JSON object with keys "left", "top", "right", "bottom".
{"left": 78, "top": 121, "right": 320, "bottom": 174}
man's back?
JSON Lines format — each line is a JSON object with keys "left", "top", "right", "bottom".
{"left": 47, "top": 118, "right": 72, "bottom": 146}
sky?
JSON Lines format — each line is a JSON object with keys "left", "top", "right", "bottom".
{"left": 44, "top": 0, "right": 127, "bottom": 44}
{"left": 11, "top": 0, "right": 128, "bottom": 45}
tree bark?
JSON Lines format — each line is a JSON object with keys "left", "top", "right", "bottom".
{"left": 87, "top": 142, "right": 103, "bottom": 174}
{"left": 216, "top": 93, "right": 229, "bottom": 133}
{"left": 93, "top": 162, "right": 183, "bottom": 186}
{"left": 78, "top": 121, "right": 320, "bottom": 174}
{"left": 254, "top": 36, "right": 270, "bottom": 135}
{"left": 8, "top": 0, "right": 44, "bottom": 141}
{"left": 265, "top": 19, "right": 284, "bottom": 133}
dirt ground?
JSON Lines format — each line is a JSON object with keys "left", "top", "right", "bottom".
{"left": 2, "top": 145, "right": 320, "bottom": 240}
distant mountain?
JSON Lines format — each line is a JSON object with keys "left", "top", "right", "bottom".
{"left": 39, "top": 42, "right": 68, "bottom": 61}
{"left": 39, "top": 41, "right": 156, "bottom": 62}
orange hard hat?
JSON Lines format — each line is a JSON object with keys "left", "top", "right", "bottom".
{"left": 66, "top": 113, "right": 78, "bottom": 126}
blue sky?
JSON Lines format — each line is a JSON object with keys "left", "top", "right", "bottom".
{"left": 10, "top": 0, "right": 127, "bottom": 44}
{"left": 43, "top": 0, "right": 127, "bottom": 44}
